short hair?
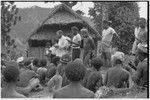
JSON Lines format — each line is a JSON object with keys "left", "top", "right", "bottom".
{"left": 39, "top": 59, "right": 47, "bottom": 67}
{"left": 3, "top": 65, "right": 20, "bottom": 83}
{"left": 91, "top": 57, "right": 103, "bottom": 71}
{"left": 71, "top": 26, "right": 79, "bottom": 32}
{"left": 137, "top": 49, "right": 147, "bottom": 59}
{"left": 24, "top": 59, "right": 31, "bottom": 67}
{"left": 52, "top": 56, "right": 60, "bottom": 66}
{"left": 57, "top": 30, "right": 63, "bottom": 35}
{"left": 33, "top": 58, "right": 39, "bottom": 67}
{"left": 65, "top": 61, "right": 86, "bottom": 82}
{"left": 114, "top": 59, "right": 123, "bottom": 65}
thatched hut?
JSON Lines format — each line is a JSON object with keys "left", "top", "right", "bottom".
{"left": 28, "top": 3, "right": 99, "bottom": 59}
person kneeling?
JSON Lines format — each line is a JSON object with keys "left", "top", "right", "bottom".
{"left": 53, "top": 61, "right": 95, "bottom": 98}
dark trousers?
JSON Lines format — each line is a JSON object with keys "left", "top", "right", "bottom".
{"left": 72, "top": 48, "right": 81, "bottom": 61}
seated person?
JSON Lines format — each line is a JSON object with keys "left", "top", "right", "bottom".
{"left": 37, "top": 59, "right": 47, "bottom": 84}
{"left": 31, "top": 58, "right": 39, "bottom": 72}
{"left": 132, "top": 43, "right": 147, "bottom": 88}
{"left": 46, "top": 56, "right": 60, "bottom": 80}
{"left": 104, "top": 54, "right": 130, "bottom": 88}
{"left": 1, "top": 61, "right": 26, "bottom": 98}
{"left": 53, "top": 61, "right": 95, "bottom": 98}
{"left": 47, "top": 66, "right": 62, "bottom": 93}
{"left": 17, "top": 59, "right": 38, "bottom": 87}
{"left": 57, "top": 54, "right": 71, "bottom": 87}
{"left": 86, "top": 57, "right": 103, "bottom": 93}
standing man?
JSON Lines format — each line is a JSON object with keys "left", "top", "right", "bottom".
{"left": 100, "top": 20, "right": 119, "bottom": 67}
{"left": 55, "top": 30, "right": 70, "bottom": 57}
{"left": 81, "top": 28, "right": 95, "bottom": 67}
{"left": 67, "top": 26, "right": 82, "bottom": 61}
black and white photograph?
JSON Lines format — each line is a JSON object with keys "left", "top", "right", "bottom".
{"left": 1, "top": 0, "right": 149, "bottom": 98}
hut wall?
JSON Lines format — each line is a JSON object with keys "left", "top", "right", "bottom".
{"left": 28, "top": 47, "right": 46, "bottom": 59}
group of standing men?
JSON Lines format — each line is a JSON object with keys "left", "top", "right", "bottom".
{"left": 47, "top": 26, "right": 95, "bottom": 67}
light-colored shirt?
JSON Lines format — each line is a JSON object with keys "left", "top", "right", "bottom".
{"left": 72, "top": 33, "right": 81, "bottom": 46}
{"left": 102, "top": 27, "right": 116, "bottom": 42}
{"left": 58, "top": 35, "right": 69, "bottom": 49}
{"left": 134, "top": 27, "right": 140, "bottom": 38}
{"left": 37, "top": 67, "right": 47, "bottom": 75}
{"left": 48, "top": 74, "right": 62, "bottom": 92}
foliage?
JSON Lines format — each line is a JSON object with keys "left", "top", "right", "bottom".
{"left": 1, "top": 1, "right": 21, "bottom": 45}
{"left": 89, "top": 2, "right": 140, "bottom": 54}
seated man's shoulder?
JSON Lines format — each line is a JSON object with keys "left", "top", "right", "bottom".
{"left": 53, "top": 86, "right": 68, "bottom": 98}
{"left": 81, "top": 86, "right": 95, "bottom": 98}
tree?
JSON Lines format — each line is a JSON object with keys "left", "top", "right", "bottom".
{"left": 89, "top": 2, "right": 140, "bottom": 54}
{"left": 1, "top": 1, "right": 21, "bottom": 45}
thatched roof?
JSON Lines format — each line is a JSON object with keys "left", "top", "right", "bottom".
{"left": 28, "top": 3, "right": 99, "bottom": 41}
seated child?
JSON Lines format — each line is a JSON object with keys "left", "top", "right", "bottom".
{"left": 1, "top": 62, "right": 26, "bottom": 98}
{"left": 37, "top": 59, "right": 47, "bottom": 84}
{"left": 53, "top": 61, "right": 94, "bottom": 98}
{"left": 47, "top": 66, "right": 62, "bottom": 93}
{"left": 31, "top": 58, "right": 39, "bottom": 72}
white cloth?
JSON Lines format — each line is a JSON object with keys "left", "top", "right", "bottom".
{"left": 58, "top": 35, "right": 69, "bottom": 49}
{"left": 72, "top": 33, "right": 81, "bottom": 46}
{"left": 102, "top": 27, "right": 116, "bottom": 42}
{"left": 51, "top": 36, "right": 70, "bottom": 57}
{"left": 17, "top": 57, "right": 24, "bottom": 63}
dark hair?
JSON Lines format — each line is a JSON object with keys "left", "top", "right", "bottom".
{"left": 3, "top": 66, "right": 20, "bottom": 83}
{"left": 33, "top": 58, "right": 39, "bottom": 67}
{"left": 52, "top": 56, "right": 60, "bottom": 66}
{"left": 137, "top": 49, "right": 147, "bottom": 59}
{"left": 86, "top": 72, "right": 103, "bottom": 93}
{"left": 91, "top": 57, "right": 103, "bottom": 71}
{"left": 115, "top": 59, "right": 123, "bottom": 65}
{"left": 71, "top": 26, "right": 79, "bottom": 32}
{"left": 40, "top": 59, "right": 47, "bottom": 67}
{"left": 65, "top": 61, "right": 86, "bottom": 82}
{"left": 24, "top": 60, "right": 31, "bottom": 67}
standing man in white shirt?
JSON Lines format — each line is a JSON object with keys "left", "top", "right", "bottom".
{"left": 55, "top": 30, "right": 70, "bottom": 57}
{"left": 67, "top": 26, "right": 82, "bottom": 61}
{"left": 101, "top": 20, "right": 119, "bottom": 67}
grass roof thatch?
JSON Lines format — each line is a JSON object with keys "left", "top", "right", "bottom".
{"left": 28, "top": 3, "right": 100, "bottom": 41}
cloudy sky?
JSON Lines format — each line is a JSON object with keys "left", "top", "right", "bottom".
{"left": 14, "top": 2, "right": 147, "bottom": 19}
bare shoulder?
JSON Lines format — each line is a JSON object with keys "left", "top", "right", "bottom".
{"left": 53, "top": 86, "right": 68, "bottom": 98}
{"left": 82, "top": 87, "right": 95, "bottom": 98}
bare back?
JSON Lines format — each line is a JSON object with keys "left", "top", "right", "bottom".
{"left": 53, "top": 85, "right": 94, "bottom": 98}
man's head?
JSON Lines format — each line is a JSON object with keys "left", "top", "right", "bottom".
{"left": 33, "top": 58, "right": 39, "bottom": 67}
{"left": 80, "top": 28, "right": 89, "bottom": 38}
{"left": 111, "top": 52, "right": 124, "bottom": 66}
{"left": 137, "top": 43, "right": 147, "bottom": 61}
{"left": 71, "top": 26, "right": 79, "bottom": 35}
{"left": 3, "top": 62, "right": 20, "bottom": 83}
{"left": 103, "top": 20, "right": 110, "bottom": 29}
{"left": 91, "top": 57, "right": 103, "bottom": 71}
{"left": 65, "top": 61, "right": 86, "bottom": 82}
{"left": 56, "top": 30, "right": 63, "bottom": 39}
{"left": 139, "top": 18, "right": 146, "bottom": 28}
{"left": 60, "top": 54, "right": 71, "bottom": 64}
{"left": 24, "top": 59, "right": 32, "bottom": 69}
{"left": 52, "top": 56, "right": 60, "bottom": 66}
{"left": 39, "top": 59, "right": 47, "bottom": 67}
